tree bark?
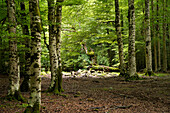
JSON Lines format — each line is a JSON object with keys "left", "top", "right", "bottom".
{"left": 24, "top": 0, "right": 41, "bottom": 112}
{"left": 115, "top": 0, "right": 125, "bottom": 76}
{"left": 127, "top": 0, "right": 138, "bottom": 78}
{"left": 20, "top": 1, "right": 31, "bottom": 92}
{"left": 151, "top": 0, "right": 157, "bottom": 72}
{"left": 162, "top": 0, "right": 167, "bottom": 72}
{"left": 156, "top": 0, "right": 161, "bottom": 71}
{"left": 166, "top": 0, "right": 170, "bottom": 70}
{"left": 56, "top": 0, "right": 64, "bottom": 93}
{"left": 7, "top": 0, "right": 23, "bottom": 101}
{"left": 145, "top": 0, "right": 153, "bottom": 75}
{"left": 47, "top": 0, "right": 59, "bottom": 93}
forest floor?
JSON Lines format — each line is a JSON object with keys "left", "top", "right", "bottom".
{"left": 0, "top": 72, "right": 170, "bottom": 113}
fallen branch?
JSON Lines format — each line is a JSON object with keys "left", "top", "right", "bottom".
{"left": 110, "top": 105, "right": 132, "bottom": 109}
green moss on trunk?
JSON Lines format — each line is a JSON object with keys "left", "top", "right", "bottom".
{"left": 6, "top": 91, "right": 26, "bottom": 102}
{"left": 145, "top": 70, "right": 155, "bottom": 76}
{"left": 24, "top": 102, "right": 40, "bottom": 113}
{"left": 20, "top": 76, "right": 30, "bottom": 92}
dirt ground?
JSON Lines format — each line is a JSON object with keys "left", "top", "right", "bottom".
{"left": 0, "top": 73, "right": 170, "bottom": 113}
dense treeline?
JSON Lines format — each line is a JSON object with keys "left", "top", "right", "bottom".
{"left": 0, "top": 0, "right": 169, "bottom": 112}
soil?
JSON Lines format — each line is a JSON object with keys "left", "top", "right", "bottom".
{"left": 0, "top": 73, "right": 170, "bottom": 113}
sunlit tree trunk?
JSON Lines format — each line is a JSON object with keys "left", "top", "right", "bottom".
{"left": 7, "top": 0, "right": 23, "bottom": 101}
{"left": 115, "top": 0, "right": 125, "bottom": 76}
{"left": 24, "top": 0, "right": 41, "bottom": 112}
{"left": 156, "top": 0, "right": 161, "bottom": 71}
{"left": 56, "top": 0, "right": 64, "bottom": 92}
{"left": 151, "top": 0, "right": 157, "bottom": 72}
{"left": 20, "top": 1, "right": 31, "bottom": 92}
{"left": 145, "top": 0, "right": 153, "bottom": 75}
{"left": 48, "top": 0, "right": 59, "bottom": 93}
{"left": 127, "top": 0, "right": 138, "bottom": 78}
{"left": 162, "top": 0, "right": 167, "bottom": 72}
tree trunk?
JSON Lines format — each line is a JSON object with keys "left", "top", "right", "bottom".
{"left": 127, "top": 0, "right": 138, "bottom": 78}
{"left": 24, "top": 0, "right": 41, "bottom": 112}
{"left": 20, "top": 1, "right": 31, "bottom": 92}
{"left": 47, "top": 0, "right": 59, "bottom": 93}
{"left": 151, "top": 0, "right": 157, "bottom": 72}
{"left": 157, "top": 0, "right": 161, "bottom": 71}
{"left": 115, "top": 0, "right": 125, "bottom": 76}
{"left": 166, "top": 0, "right": 170, "bottom": 70}
{"left": 145, "top": 0, "right": 153, "bottom": 75}
{"left": 56, "top": 0, "right": 64, "bottom": 93}
{"left": 7, "top": 0, "right": 23, "bottom": 101}
{"left": 162, "top": 0, "right": 167, "bottom": 72}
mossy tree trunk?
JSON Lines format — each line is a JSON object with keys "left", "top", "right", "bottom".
{"left": 7, "top": 0, "right": 23, "bottom": 101}
{"left": 127, "top": 0, "right": 138, "bottom": 78}
{"left": 115, "top": 0, "right": 125, "bottom": 76}
{"left": 55, "top": 0, "right": 64, "bottom": 93}
{"left": 20, "top": 1, "right": 31, "bottom": 92}
{"left": 145, "top": 0, "right": 153, "bottom": 76}
{"left": 162, "top": 0, "right": 167, "bottom": 72}
{"left": 24, "top": 0, "right": 41, "bottom": 112}
{"left": 47, "top": 0, "right": 59, "bottom": 93}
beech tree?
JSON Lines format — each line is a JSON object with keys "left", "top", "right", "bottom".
{"left": 20, "top": 1, "right": 31, "bottom": 92}
{"left": 55, "top": 0, "right": 64, "bottom": 93}
{"left": 162, "top": 0, "right": 167, "bottom": 72}
{"left": 7, "top": 0, "right": 24, "bottom": 101}
{"left": 156, "top": 0, "right": 161, "bottom": 71}
{"left": 48, "top": 0, "right": 58, "bottom": 93}
{"left": 127, "top": 0, "right": 138, "bottom": 78}
{"left": 24, "top": 0, "right": 42, "bottom": 112}
{"left": 115, "top": 0, "right": 125, "bottom": 76}
{"left": 151, "top": 0, "right": 157, "bottom": 72}
{"left": 145, "top": 0, "right": 153, "bottom": 75}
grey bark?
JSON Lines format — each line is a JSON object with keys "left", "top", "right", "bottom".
{"left": 127, "top": 0, "right": 137, "bottom": 77}
{"left": 24, "top": 0, "right": 41, "bottom": 112}
{"left": 145, "top": 0, "right": 153, "bottom": 75}
{"left": 7, "top": 0, "right": 20, "bottom": 96}
{"left": 56, "top": 0, "right": 64, "bottom": 92}
{"left": 48, "top": 0, "right": 59, "bottom": 93}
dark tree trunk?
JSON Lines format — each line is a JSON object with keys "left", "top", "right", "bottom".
{"left": 20, "top": 2, "right": 31, "bottom": 92}
{"left": 115, "top": 0, "right": 125, "bottom": 76}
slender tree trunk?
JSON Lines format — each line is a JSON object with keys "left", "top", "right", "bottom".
{"left": 48, "top": 0, "right": 59, "bottom": 93}
{"left": 55, "top": 0, "right": 64, "bottom": 93}
{"left": 166, "top": 0, "right": 170, "bottom": 70}
{"left": 7, "top": 0, "right": 24, "bottom": 101}
{"left": 115, "top": 0, "right": 125, "bottom": 76}
{"left": 145, "top": 0, "right": 153, "bottom": 75}
{"left": 24, "top": 0, "right": 41, "bottom": 112}
{"left": 162, "top": 0, "right": 167, "bottom": 72}
{"left": 157, "top": 0, "right": 161, "bottom": 71}
{"left": 151, "top": 0, "right": 157, "bottom": 72}
{"left": 127, "top": 0, "right": 138, "bottom": 79}
{"left": 121, "top": 9, "right": 124, "bottom": 34}
{"left": 0, "top": 36, "right": 2, "bottom": 73}
{"left": 20, "top": 1, "right": 31, "bottom": 92}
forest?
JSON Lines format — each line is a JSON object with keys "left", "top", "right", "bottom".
{"left": 0, "top": 0, "right": 170, "bottom": 112}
